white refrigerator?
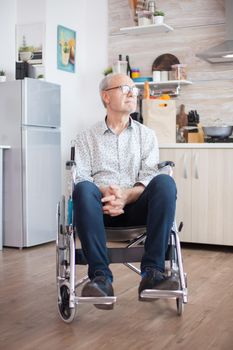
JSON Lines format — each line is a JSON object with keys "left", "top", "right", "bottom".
{"left": 0, "top": 78, "right": 61, "bottom": 247}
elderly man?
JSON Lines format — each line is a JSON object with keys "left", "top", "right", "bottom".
{"left": 73, "top": 73, "right": 178, "bottom": 310}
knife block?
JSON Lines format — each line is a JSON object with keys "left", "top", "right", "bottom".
{"left": 184, "top": 124, "right": 204, "bottom": 143}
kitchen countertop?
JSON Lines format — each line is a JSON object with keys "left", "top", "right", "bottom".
{"left": 160, "top": 143, "right": 233, "bottom": 149}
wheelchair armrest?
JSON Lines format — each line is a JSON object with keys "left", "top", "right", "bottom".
{"left": 66, "top": 160, "right": 76, "bottom": 170}
{"left": 158, "top": 161, "right": 175, "bottom": 170}
{"left": 66, "top": 161, "right": 174, "bottom": 170}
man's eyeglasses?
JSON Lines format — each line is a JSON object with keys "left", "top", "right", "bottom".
{"left": 105, "top": 85, "right": 139, "bottom": 97}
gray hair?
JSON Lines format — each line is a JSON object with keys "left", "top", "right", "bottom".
{"left": 99, "top": 73, "right": 118, "bottom": 108}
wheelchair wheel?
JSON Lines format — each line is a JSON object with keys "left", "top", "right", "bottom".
{"left": 58, "top": 284, "right": 76, "bottom": 323}
{"left": 176, "top": 298, "right": 184, "bottom": 316}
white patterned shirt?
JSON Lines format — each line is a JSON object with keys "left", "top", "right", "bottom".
{"left": 74, "top": 118, "right": 159, "bottom": 188}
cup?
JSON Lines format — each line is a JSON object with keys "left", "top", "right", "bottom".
{"left": 153, "top": 70, "right": 161, "bottom": 82}
{"left": 160, "top": 71, "right": 168, "bottom": 81}
{"left": 19, "top": 51, "right": 34, "bottom": 62}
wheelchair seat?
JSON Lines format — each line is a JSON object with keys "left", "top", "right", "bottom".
{"left": 105, "top": 226, "right": 146, "bottom": 242}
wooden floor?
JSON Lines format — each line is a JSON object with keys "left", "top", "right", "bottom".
{"left": 1, "top": 242, "right": 233, "bottom": 350}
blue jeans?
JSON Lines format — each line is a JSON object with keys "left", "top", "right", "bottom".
{"left": 72, "top": 174, "right": 177, "bottom": 282}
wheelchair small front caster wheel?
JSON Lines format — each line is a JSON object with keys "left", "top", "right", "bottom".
{"left": 58, "top": 284, "right": 76, "bottom": 323}
{"left": 176, "top": 297, "right": 184, "bottom": 316}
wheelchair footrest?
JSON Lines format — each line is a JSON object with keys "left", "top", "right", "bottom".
{"left": 140, "top": 289, "right": 184, "bottom": 300}
{"left": 74, "top": 296, "right": 117, "bottom": 304}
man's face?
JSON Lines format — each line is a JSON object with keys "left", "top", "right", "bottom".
{"left": 102, "top": 74, "right": 138, "bottom": 114}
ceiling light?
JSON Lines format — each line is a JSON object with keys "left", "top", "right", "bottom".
{"left": 222, "top": 54, "right": 233, "bottom": 58}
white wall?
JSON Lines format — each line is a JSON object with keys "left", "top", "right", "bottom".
{"left": 0, "top": 0, "right": 17, "bottom": 80}
{"left": 45, "top": 0, "right": 108, "bottom": 193}
{"left": 17, "top": 0, "right": 46, "bottom": 24}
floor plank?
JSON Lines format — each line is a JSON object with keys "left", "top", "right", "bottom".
{"left": 0, "top": 242, "right": 233, "bottom": 350}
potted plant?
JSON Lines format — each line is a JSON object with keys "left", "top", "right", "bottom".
{"left": 37, "top": 74, "right": 44, "bottom": 80}
{"left": 153, "top": 10, "right": 165, "bottom": 25}
{"left": 0, "top": 70, "right": 6, "bottom": 82}
{"left": 61, "top": 41, "right": 70, "bottom": 66}
{"left": 103, "top": 66, "right": 113, "bottom": 76}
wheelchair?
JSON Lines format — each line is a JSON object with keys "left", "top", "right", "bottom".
{"left": 56, "top": 159, "right": 188, "bottom": 323}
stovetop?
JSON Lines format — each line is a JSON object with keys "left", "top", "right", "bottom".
{"left": 204, "top": 136, "right": 233, "bottom": 143}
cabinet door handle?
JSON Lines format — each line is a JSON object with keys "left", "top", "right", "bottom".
{"left": 194, "top": 153, "right": 199, "bottom": 179}
{"left": 183, "top": 153, "right": 188, "bottom": 179}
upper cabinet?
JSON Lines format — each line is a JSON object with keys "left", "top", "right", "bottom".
{"left": 119, "top": 23, "right": 174, "bottom": 35}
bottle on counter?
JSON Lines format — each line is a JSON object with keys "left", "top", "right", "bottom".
{"left": 143, "top": 81, "right": 150, "bottom": 99}
{"left": 112, "top": 54, "right": 127, "bottom": 74}
{"left": 126, "top": 55, "right": 132, "bottom": 77}
{"left": 148, "top": 0, "right": 156, "bottom": 14}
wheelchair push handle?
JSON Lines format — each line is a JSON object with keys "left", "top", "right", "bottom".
{"left": 66, "top": 160, "right": 76, "bottom": 169}
{"left": 66, "top": 145, "right": 76, "bottom": 169}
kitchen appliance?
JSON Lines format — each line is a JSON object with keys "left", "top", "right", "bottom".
{"left": 28, "top": 63, "right": 45, "bottom": 79}
{"left": 196, "top": 0, "right": 233, "bottom": 63}
{"left": 204, "top": 136, "right": 233, "bottom": 143}
{"left": 202, "top": 125, "right": 233, "bottom": 138}
{"left": 0, "top": 78, "right": 61, "bottom": 248}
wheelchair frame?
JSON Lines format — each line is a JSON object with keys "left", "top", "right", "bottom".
{"left": 56, "top": 161, "right": 188, "bottom": 323}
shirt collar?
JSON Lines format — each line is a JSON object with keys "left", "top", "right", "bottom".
{"left": 101, "top": 116, "right": 135, "bottom": 135}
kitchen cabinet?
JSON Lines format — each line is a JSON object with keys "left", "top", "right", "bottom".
{"left": 160, "top": 146, "right": 233, "bottom": 246}
{"left": 119, "top": 23, "right": 173, "bottom": 35}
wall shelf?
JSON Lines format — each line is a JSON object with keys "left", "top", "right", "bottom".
{"left": 135, "top": 80, "right": 192, "bottom": 97}
{"left": 135, "top": 80, "right": 192, "bottom": 88}
{"left": 120, "top": 23, "right": 174, "bottom": 35}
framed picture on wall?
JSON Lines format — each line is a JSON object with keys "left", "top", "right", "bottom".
{"left": 16, "top": 22, "right": 45, "bottom": 64}
{"left": 57, "top": 25, "right": 76, "bottom": 73}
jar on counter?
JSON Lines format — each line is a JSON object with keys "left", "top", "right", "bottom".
{"left": 131, "top": 68, "right": 140, "bottom": 79}
{"left": 153, "top": 70, "right": 161, "bottom": 82}
{"left": 160, "top": 71, "right": 169, "bottom": 81}
{"left": 171, "top": 64, "right": 187, "bottom": 80}
{"left": 138, "top": 10, "right": 152, "bottom": 26}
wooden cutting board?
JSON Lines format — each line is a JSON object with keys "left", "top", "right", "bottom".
{"left": 152, "top": 53, "right": 180, "bottom": 71}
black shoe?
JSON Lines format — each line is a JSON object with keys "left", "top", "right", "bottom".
{"left": 81, "top": 276, "right": 114, "bottom": 310}
{"left": 138, "top": 268, "right": 180, "bottom": 301}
